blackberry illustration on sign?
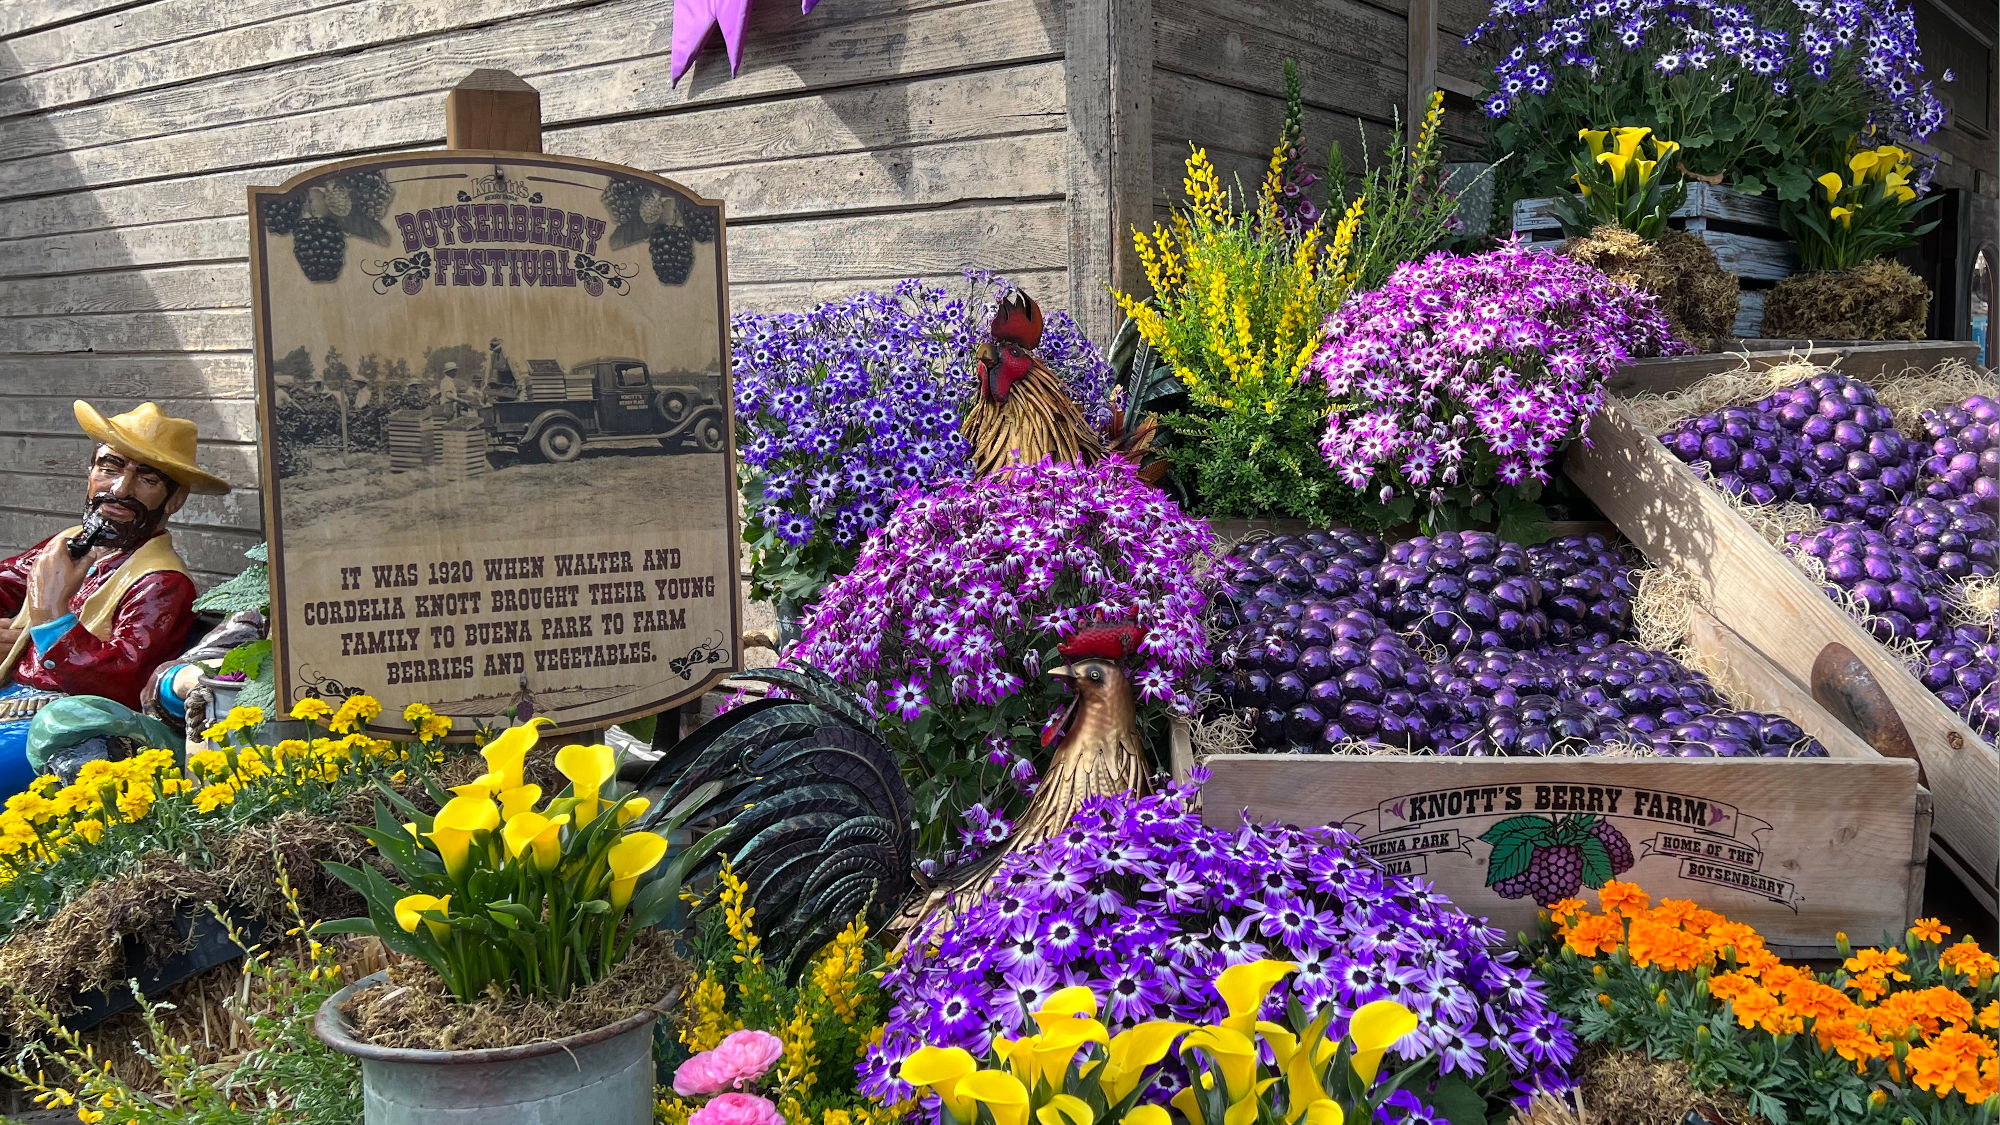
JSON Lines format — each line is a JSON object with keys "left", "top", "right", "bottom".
{"left": 247, "top": 151, "right": 740, "bottom": 738}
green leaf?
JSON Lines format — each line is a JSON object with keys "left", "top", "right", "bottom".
{"left": 309, "top": 917, "right": 382, "bottom": 937}
{"left": 218, "top": 639, "right": 272, "bottom": 680}
{"left": 1578, "top": 836, "right": 1615, "bottom": 889}
{"left": 1423, "top": 1076, "right": 1486, "bottom": 1125}
{"left": 1481, "top": 815, "right": 1553, "bottom": 887}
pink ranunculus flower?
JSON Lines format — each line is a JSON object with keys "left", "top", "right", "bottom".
{"left": 689, "top": 1093, "right": 785, "bottom": 1125}
{"left": 673, "top": 1029, "right": 786, "bottom": 1096}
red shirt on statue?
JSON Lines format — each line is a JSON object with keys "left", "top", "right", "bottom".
{"left": 0, "top": 532, "right": 198, "bottom": 711}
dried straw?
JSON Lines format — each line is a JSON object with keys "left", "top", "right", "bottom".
{"left": 1949, "top": 575, "right": 2000, "bottom": 632}
{"left": 342, "top": 928, "right": 686, "bottom": 1052}
{"left": 1623, "top": 356, "right": 1828, "bottom": 433}
{"left": 1189, "top": 701, "right": 1257, "bottom": 762}
{"left": 1873, "top": 358, "right": 2000, "bottom": 437}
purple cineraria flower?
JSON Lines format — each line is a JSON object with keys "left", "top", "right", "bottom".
{"left": 735, "top": 273, "right": 1117, "bottom": 604}
{"left": 861, "top": 781, "right": 1576, "bottom": 1110}
{"left": 1309, "top": 243, "right": 1686, "bottom": 501}
{"left": 791, "top": 457, "right": 1213, "bottom": 855}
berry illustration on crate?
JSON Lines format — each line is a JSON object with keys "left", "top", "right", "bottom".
{"left": 1480, "top": 813, "right": 1634, "bottom": 906}
{"left": 261, "top": 170, "right": 397, "bottom": 283}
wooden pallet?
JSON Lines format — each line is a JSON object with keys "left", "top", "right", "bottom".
{"left": 525, "top": 358, "right": 569, "bottom": 402}
{"left": 1514, "top": 183, "right": 1797, "bottom": 338}
{"left": 1563, "top": 342, "right": 1998, "bottom": 914}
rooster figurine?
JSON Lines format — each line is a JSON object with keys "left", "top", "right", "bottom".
{"left": 635, "top": 626, "right": 1151, "bottom": 958}
{"left": 964, "top": 290, "right": 1167, "bottom": 483}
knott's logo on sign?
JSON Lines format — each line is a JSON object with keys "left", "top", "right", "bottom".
{"left": 1376, "top": 782, "right": 1747, "bottom": 837}
{"left": 248, "top": 152, "right": 740, "bottom": 739}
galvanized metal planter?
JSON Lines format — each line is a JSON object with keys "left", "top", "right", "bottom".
{"left": 316, "top": 971, "right": 667, "bottom": 1125}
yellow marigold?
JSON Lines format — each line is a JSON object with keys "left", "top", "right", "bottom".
{"left": 290, "top": 698, "right": 332, "bottom": 722}
{"left": 194, "top": 783, "right": 238, "bottom": 813}
{"left": 72, "top": 818, "right": 105, "bottom": 845}
{"left": 201, "top": 704, "right": 264, "bottom": 742}
{"left": 329, "top": 694, "right": 382, "bottom": 734}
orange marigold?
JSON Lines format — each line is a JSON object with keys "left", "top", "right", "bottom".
{"left": 1844, "top": 946, "right": 1912, "bottom": 982}
{"left": 1728, "top": 985, "right": 1783, "bottom": 1030}
{"left": 1847, "top": 972, "right": 1892, "bottom": 1002}
{"left": 1979, "top": 1000, "right": 1998, "bottom": 1030}
{"left": 1869, "top": 986, "right": 1975, "bottom": 1040}
{"left": 1816, "top": 1018, "right": 1887, "bottom": 1071}
{"left": 1939, "top": 939, "right": 1999, "bottom": 987}
{"left": 1597, "top": 880, "right": 1649, "bottom": 917}
{"left": 1909, "top": 917, "right": 1950, "bottom": 943}
{"left": 1547, "top": 897, "right": 1587, "bottom": 927}
{"left": 1906, "top": 1026, "right": 1999, "bottom": 1101}
{"left": 1565, "top": 912, "right": 1625, "bottom": 958}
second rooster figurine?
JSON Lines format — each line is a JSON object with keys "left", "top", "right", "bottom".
{"left": 964, "top": 289, "right": 1165, "bottom": 481}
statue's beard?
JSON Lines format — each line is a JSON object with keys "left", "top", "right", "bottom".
{"left": 83, "top": 491, "right": 169, "bottom": 551}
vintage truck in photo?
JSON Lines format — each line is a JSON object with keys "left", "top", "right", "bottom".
{"left": 478, "top": 356, "right": 727, "bottom": 463}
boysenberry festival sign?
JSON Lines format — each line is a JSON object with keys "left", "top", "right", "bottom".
{"left": 248, "top": 73, "right": 741, "bottom": 738}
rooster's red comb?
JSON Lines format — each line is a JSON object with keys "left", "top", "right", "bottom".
{"left": 991, "top": 289, "right": 1044, "bottom": 349}
{"left": 1058, "top": 622, "right": 1146, "bottom": 661}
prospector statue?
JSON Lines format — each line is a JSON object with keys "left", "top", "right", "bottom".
{"left": 0, "top": 401, "right": 231, "bottom": 794}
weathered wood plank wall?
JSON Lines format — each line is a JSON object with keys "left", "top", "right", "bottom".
{"left": 0, "top": 0, "right": 1082, "bottom": 586}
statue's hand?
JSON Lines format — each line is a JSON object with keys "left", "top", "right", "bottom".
{"left": 25, "top": 543, "right": 107, "bottom": 626}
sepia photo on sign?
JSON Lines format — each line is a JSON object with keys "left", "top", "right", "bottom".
{"left": 248, "top": 152, "right": 741, "bottom": 738}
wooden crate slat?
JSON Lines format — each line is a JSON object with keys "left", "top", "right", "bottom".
{"left": 1565, "top": 392, "right": 1999, "bottom": 908}
{"left": 1606, "top": 341, "right": 1979, "bottom": 397}
{"left": 1202, "top": 754, "right": 1921, "bottom": 953}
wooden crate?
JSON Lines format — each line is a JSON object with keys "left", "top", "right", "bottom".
{"left": 385, "top": 410, "right": 436, "bottom": 471}
{"left": 1201, "top": 611, "right": 1931, "bottom": 955}
{"left": 525, "top": 359, "right": 569, "bottom": 402}
{"left": 1513, "top": 182, "right": 1798, "bottom": 338}
{"left": 1563, "top": 342, "right": 1998, "bottom": 913}
{"left": 436, "top": 428, "right": 491, "bottom": 482}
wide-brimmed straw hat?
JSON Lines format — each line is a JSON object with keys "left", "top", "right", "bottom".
{"left": 73, "top": 401, "right": 232, "bottom": 495}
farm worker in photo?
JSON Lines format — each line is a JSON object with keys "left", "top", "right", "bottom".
{"left": 0, "top": 402, "right": 230, "bottom": 796}
{"left": 439, "top": 360, "right": 468, "bottom": 419}
{"left": 486, "top": 337, "right": 521, "bottom": 402}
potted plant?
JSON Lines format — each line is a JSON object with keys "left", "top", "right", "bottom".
{"left": 1551, "top": 126, "right": 1740, "bottom": 348}
{"left": 188, "top": 541, "right": 274, "bottom": 716}
{"left": 312, "top": 719, "right": 699, "bottom": 1123}
{"left": 1763, "top": 142, "right": 1942, "bottom": 340}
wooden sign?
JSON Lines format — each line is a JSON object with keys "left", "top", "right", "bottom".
{"left": 1202, "top": 754, "right": 1924, "bottom": 954}
{"left": 248, "top": 149, "right": 740, "bottom": 737}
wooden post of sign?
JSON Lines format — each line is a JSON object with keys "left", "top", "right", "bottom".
{"left": 446, "top": 69, "right": 544, "bottom": 152}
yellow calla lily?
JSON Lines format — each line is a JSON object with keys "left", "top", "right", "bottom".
{"left": 1891, "top": 185, "right": 1915, "bottom": 203}
{"left": 1594, "top": 150, "right": 1632, "bottom": 183}
{"left": 1170, "top": 1087, "right": 1203, "bottom": 1125}
{"left": 1635, "top": 158, "right": 1658, "bottom": 186}
{"left": 1181, "top": 1026, "right": 1260, "bottom": 1102}
{"left": 450, "top": 779, "right": 498, "bottom": 801}
{"left": 606, "top": 831, "right": 670, "bottom": 910}
{"left": 1578, "top": 128, "right": 1609, "bottom": 156}
{"left": 1036, "top": 986, "right": 1100, "bottom": 1023}
{"left": 1573, "top": 173, "right": 1592, "bottom": 199}
{"left": 614, "top": 794, "right": 651, "bottom": 826}
{"left": 431, "top": 794, "right": 501, "bottom": 879}
{"left": 501, "top": 811, "right": 566, "bottom": 871}
{"left": 480, "top": 716, "right": 550, "bottom": 792}
{"left": 1849, "top": 150, "right": 1879, "bottom": 179}
{"left": 1612, "top": 125, "right": 1650, "bottom": 158}
{"left": 1037, "top": 1094, "right": 1094, "bottom": 1125}
{"left": 1303, "top": 1100, "right": 1345, "bottom": 1125}
{"left": 498, "top": 784, "right": 542, "bottom": 821}
{"left": 1258, "top": 1021, "right": 1299, "bottom": 1066}
{"left": 1818, "top": 172, "right": 1845, "bottom": 202}
{"left": 902, "top": 1046, "right": 979, "bottom": 1123}
{"left": 394, "top": 892, "right": 451, "bottom": 940}
{"left": 1123, "top": 1107, "right": 1171, "bottom": 1125}
{"left": 1224, "top": 1082, "right": 1280, "bottom": 1125}
{"left": 961, "top": 1070, "right": 1031, "bottom": 1125}
{"left": 1653, "top": 137, "right": 1680, "bottom": 160}
{"left": 555, "top": 742, "right": 617, "bottom": 821}
{"left": 1347, "top": 999, "right": 1419, "bottom": 1085}
{"left": 1099, "top": 1021, "right": 1193, "bottom": 1103}
{"left": 1216, "top": 959, "right": 1296, "bottom": 1034}
{"left": 1830, "top": 205, "right": 1856, "bottom": 227}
